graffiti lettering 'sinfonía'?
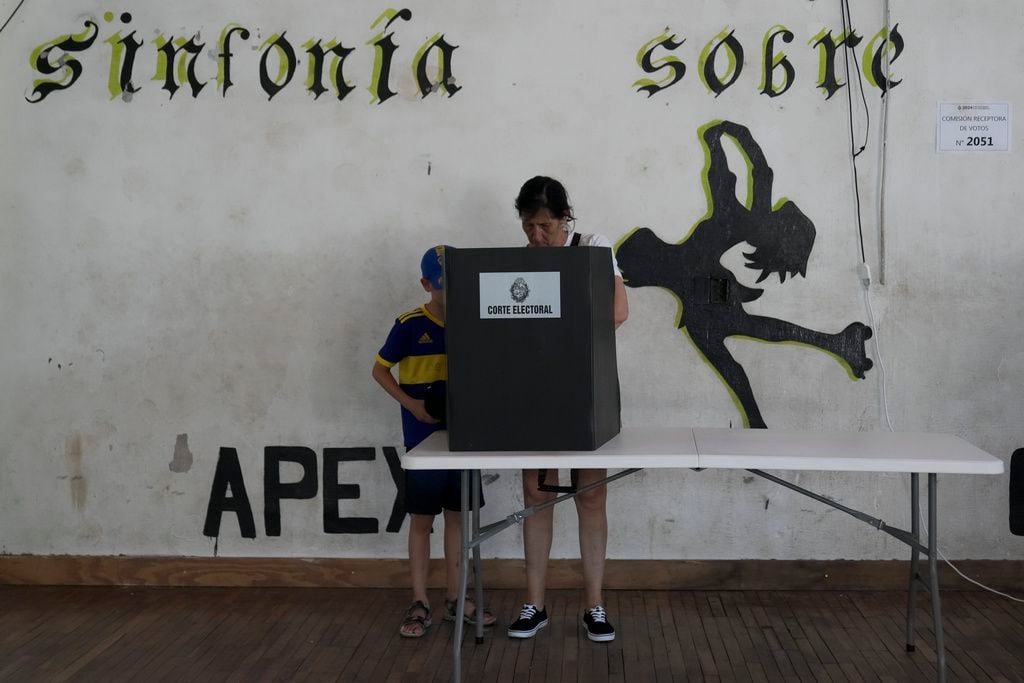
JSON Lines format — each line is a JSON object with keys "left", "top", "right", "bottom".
{"left": 26, "top": 9, "right": 460, "bottom": 103}
{"left": 616, "top": 121, "right": 874, "bottom": 428}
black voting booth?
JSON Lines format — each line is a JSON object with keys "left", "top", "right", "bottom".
{"left": 444, "top": 246, "right": 620, "bottom": 452}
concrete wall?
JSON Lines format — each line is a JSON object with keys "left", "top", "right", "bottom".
{"left": 1, "top": 0, "right": 1021, "bottom": 561}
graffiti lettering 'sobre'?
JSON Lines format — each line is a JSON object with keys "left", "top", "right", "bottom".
{"left": 204, "top": 446, "right": 407, "bottom": 538}
{"left": 633, "top": 32, "right": 686, "bottom": 96}
{"left": 760, "top": 25, "right": 795, "bottom": 98}
{"left": 863, "top": 26, "right": 905, "bottom": 95}
{"left": 27, "top": 8, "right": 459, "bottom": 103}
{"left": 811, "top": 29, "right": 864, "bottom": 100}
{"left": 700, "top": 29, "right": 745, "bottom": 97}
{"left": 635, "top": 24, "right": 904, "bottom": 98}
{"left": 616, "top": 121, "right": 874, "bottom": 428}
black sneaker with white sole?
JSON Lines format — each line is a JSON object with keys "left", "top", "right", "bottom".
{"left": 507, "top": 603, "right": 548, "bottom": 638}
{"left": 582, "top": 605, "right": 615, "bottom": 642}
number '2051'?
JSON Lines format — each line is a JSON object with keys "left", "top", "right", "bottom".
{"left": 967, "top": 136, "right": 994, "bottom": 146}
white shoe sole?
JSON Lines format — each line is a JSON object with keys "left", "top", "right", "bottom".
{"left": 507, "top": 619, "right": 548, "bottom": 638}
{"left": 585, "top": 630, "right": 615, "bottom": 642}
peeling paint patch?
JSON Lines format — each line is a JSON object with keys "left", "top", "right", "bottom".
{"left": 170, "top": 434, "right": 193, "bottom": 473}
{"left": 481, "top": 473, "right": 499, "bottom": 485}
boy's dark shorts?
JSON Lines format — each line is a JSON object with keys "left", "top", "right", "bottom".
{"left": 404, "top": 469, "right": 486, "bottom": 516}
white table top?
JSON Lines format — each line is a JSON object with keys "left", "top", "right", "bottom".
{"left": 693, "top": 428, "right": 1004, "bottom": 474}
{"left": 403, "top": 428, "right": 698, "bottom": 470}
{"left": 403, "top": 428, "right": 1004, "bottom": 475}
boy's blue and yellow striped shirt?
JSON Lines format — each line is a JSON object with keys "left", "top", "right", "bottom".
{"left": 376, "top": 305, "right": 446, "bottom": 448}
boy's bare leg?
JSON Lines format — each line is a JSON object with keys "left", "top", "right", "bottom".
{"left": 522, "top": 469, "right": 556, "bottom": 608}
{"left": 408, "top": 513, "right": 434, "bottom": 605}
{"left": 575, "top": 468, "right": 608, "bottom": 608}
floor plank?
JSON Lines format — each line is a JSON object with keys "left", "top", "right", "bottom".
{"left": 1, "top": 586, "right": 1022, "bottom": 681}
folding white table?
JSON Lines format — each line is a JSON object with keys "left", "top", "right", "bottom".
{"left": 404, "top": 428, "right": 1004, "bottom": 683}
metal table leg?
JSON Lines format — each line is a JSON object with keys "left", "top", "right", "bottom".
{"left": 906, "top": 472, "right": 920, "bottom": 652}
{"left": 903, "top": 472, "right": 946, "bottom": 682}
{"left": 928, "top": 474, "right": 946, "bottom": 682}
{"left": 453, "top": 469, "right": 470, "bottom": 683}
{"left": 472, "top": 469, "right": 485, "bottom": 644}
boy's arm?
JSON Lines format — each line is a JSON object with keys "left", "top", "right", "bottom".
{"left": 372, "top": 361, "right": 439, "bottom": 424}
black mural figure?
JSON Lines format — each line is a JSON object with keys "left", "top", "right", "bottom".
{"left": 616, "top": 120, "right": 873, "bottom": 428}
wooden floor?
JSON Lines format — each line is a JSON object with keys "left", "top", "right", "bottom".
{"left": 1, "top": 587, "right": 1023, "bottom": 682}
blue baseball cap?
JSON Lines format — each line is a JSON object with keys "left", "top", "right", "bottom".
{"left": 421, "top": 245, "right": 449, "bottom": 290}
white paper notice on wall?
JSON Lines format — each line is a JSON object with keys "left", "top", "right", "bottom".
{"left": 937, "top": 102, "right": 1012, "bottom": 152}
{"left": 479, "top": 272, "right": 561, "bottom": 319}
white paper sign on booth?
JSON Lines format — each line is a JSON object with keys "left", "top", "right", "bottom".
{"left": 478, "top": 272, "right": 561, "bottom": 319}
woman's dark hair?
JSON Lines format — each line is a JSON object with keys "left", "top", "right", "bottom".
{"left": 515, "top": 176, "right": 575, "bottom": 222}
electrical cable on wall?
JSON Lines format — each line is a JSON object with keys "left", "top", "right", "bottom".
{"left": 841, "top": 0, "right": 1022, "bottom": 605}
{"left": 876, "top": 0, "right": 892, "bottom": 284}
{"left": 842, "top": 0, "right": 872, "bottom": 156}
{"left": 840, "top": 0, "right": 872, "bottom": 265}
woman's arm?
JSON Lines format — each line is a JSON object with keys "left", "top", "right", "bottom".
{"left": 613, "top": 276, "right": 629, "bottom": 328}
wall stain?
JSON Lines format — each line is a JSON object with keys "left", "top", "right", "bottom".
{"left": 64, "top": 434, "right": 88, "bottom": 510}
{"left": 228, "top": 207, "right": 249, "bottom": 225}
{"left": 64, "top": 157, "right": 86, "bottom": 176}
{"left": 170, "top": 434, "right": 194, "bottom": 473}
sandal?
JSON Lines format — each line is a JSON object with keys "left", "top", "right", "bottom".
{"left": 443, "top": 596, "right": 496, "bottom": 627}
{"left": 400, "top": 600, "right": 432, "bottom": 638}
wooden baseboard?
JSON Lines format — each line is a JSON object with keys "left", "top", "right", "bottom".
{"left": 1, "top": 556, "right": 1021, "bottom": 591}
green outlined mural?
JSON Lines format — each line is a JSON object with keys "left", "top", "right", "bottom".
{"left": 616, "top": 121, "right": 874, "bottom": 428}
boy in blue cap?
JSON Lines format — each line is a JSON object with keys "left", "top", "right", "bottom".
{"left": 372, "top": 245, "right": 494, "bottom": 637}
